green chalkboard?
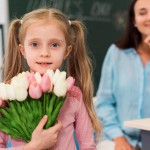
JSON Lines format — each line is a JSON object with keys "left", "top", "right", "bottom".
{"left": 9, "top": 0, "right": 131, "bottom": 95}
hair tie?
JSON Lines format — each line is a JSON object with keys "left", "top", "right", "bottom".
{"left": 68, "top": 20, "right": 71, "bottom": 25}
{"left": 20, "top": 20, "right": 23, "bottom": 24}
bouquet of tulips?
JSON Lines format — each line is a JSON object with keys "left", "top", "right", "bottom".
{"left": 0, "top": 69, "right": 75, "bottom": 142}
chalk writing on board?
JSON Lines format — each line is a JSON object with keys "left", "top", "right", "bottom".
{"left": 62, "top": 1, "right": 111, "bottom": 22}
{"left": 26, "top": 0, "right": 112, "bottom": 22}
{"left": 113, "top": 11, "right": 127, "bottom": 30}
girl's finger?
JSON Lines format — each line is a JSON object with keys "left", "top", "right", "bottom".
{"left": 35, "top": 115, "right": 48, "bottom": 131}
{"left": 48, "top": 120, "right": 62, "bottom": 132}
{"left": 0, "top": 98, "right": 7, "bottom": 108}
{"left": 0, "top": 98, "right": 2, "bottom": 106}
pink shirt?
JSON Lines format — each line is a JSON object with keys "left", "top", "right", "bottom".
{"left": 0, "top": 86, "right": 96, "bottom": 150}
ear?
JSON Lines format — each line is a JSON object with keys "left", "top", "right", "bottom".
{"left": 19, "top": 44, "right": 26, "bottom": 58}
{"left": 134, "top": 20, "right": 137, "bottom": 27}
{"left": 64, "top": 45, "right": 72, "bottom": 60}
{"left": 134, "top": 23, "right": 137, "bottom": 27}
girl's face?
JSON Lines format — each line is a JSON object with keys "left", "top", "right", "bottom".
{"left": 19, "top": 21, "right": 71, "bottom": 74}
{"left": 134, "top": 0, "right": 150, "bottom": 39}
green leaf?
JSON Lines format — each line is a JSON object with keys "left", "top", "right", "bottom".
{"left": 51, "top": 99, "right": 65, "bottom": 126}
{"left": 45, "top": 94, "right": 56, "bottom": 129}
{"left": 0, "top": 94, "right": 66, "bottom": 142}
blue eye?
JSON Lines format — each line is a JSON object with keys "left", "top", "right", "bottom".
{"left": 31, "top": 42, "right": 39, "bottom": 47}
{"left": 52, "top": 43, "right": 59, "bottom": 47}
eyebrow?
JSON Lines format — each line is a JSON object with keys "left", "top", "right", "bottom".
{"left": 50, "top": 38, "right": 64, "bottom": 42}
{"left": 139, "top": 8, "right": 146, "bottom": 10}
{"left": 28, "top": 38, "right": 40, "bottom": 41}
{"left": 28, "top": 38, "right": 64, "bottom": 45}
{"left": 28, "top": 38, "right": 63, "bottom": 42}
{"left": 138, "top": 8, "right": 147, "bottom": 11}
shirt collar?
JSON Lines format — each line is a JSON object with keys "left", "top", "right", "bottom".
{"left": 124, "top": 47, "right": 137, "bottom": 55}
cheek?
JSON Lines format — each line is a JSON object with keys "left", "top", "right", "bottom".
{"left": 56, "top": 56, "right": 65, "bottom": 65}
{"left": 135, "top": 15, "right": 145, "bottom": 25}
{"left": 53, "top": 50, "right": 67, "bottom": 60}
{"left": 54, "top": 54, "right": 65, "bottom": 67}
{"left": 25, "top": 54, "right": 35, "bottom": 64}
{"left": 25, "top": 50, "right": 37, "bottom": 59}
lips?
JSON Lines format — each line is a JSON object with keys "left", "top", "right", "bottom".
{"left": 37, "top": 62, "right": 52, "bottom": 65}
{"left": 36, "top": 62, "right": 52, "bottom": 67}
{"left": 145, "top": 24, "right": 150, "bottom": 27}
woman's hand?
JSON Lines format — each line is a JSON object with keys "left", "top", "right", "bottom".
{"left": 144, "top": 35, "right": 150, "bottom": 47}
{"left": 24, "top": 115, "right": 62, "bottom": 150}
{"left": 114, "top": 136, "right": 135, "bottom": 150}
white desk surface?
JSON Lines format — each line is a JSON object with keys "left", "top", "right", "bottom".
{"left": 124, "top": 118, "right": 150, "bottom": 131}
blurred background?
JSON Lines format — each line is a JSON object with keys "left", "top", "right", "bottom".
{"left": 0, "top": 0, "right": 131, "bottom": 95}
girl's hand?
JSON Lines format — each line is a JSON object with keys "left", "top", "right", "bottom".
{"left": 0, "top": 98, "right": 7, "bottom": 108}
{"left": 144, "top": 35, "right": 150, "bottom": 47}
{"left": 24, "top": 115, "right": 62, "bottom": 150}
{"left": 114, "top": 136, "right": 135, "bottom": 150}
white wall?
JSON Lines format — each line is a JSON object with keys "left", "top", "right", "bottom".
{"left": 0, "top": 0, "right": 9, "bottom": 81}
{"left": 0, "top": 0, "right": 9, "bottom": 40}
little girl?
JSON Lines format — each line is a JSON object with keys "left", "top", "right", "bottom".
{"left": 0, "top": 8, "right": 101, "bottom": 149}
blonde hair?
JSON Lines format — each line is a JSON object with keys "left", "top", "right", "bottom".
{"left": 4, "top": 8, "right": 102, "bottom": 136}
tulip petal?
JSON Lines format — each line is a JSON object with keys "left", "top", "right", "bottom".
{"left": 40, "top": 74, "right": 51, "bottom": 92}
{"left": 29, "top": 82, "right": 42, "bottom": 99}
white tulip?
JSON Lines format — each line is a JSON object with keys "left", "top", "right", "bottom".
{"left": 11, "top": 73, "right": 29, "bottom": 89}
{"left": 53, "top": 72, "right": 67, "bottom": 97}
{"left": 0, "top": 83, "right": 8, "bottom": 100}
{"left": 54, "top": 80, "right": 67, "bottom": 97}
{"left": 52, "top": 69, "right": 61, "bottom": 85}
{"left": 58, "top": 71, "right": 66, "bottom": 81}
{"left": 14, "top": 86, "right": 28, "bottom": 101}
{"left": 34, "top": 72, "right": 42, "bottom": 84}
{"left": 46, "top": 69, "right": 54, "bottom": 92}
{"left": 46, "top": 69, "right": 54, "bottom": 80}
{"left": 6, "top": 84, "right": 16, "bottom": 100}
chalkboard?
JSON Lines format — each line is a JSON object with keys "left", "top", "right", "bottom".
{"left": 9, "top": 0, "right": 131, "bottom": 95}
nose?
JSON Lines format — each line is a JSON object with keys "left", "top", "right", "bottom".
{"left": 40, "top": 47, "right": 50, "bottom": 57}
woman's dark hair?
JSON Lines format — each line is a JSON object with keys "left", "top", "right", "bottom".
{"left": 116, "top": 0, "right": 142, "bottom": 49}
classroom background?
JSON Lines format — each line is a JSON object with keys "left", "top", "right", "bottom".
{"left": 0, "top": 0, "right": 131, "bottom": 95}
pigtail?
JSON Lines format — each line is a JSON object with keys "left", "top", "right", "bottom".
{"left": 4, "top": 19, "right": 23, "bottom": 83}
{"left": 67, "top": 21, "right": 102, "bottom": 136}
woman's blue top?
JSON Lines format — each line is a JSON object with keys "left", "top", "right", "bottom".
{"left": 96, "top": 44, "right": 150, "bottom": 147}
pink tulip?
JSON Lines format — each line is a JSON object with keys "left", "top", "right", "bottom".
{"left": 40, "top": 74, "right": 51, "bottom": 92}
{"left": 66, "top": 77, "right": 75, "bottom": 91}
{"left": 25, "top": 71, "right": 36, "bottom": 85}
{"left": 29, "top": 81, "right": 42, "bottom": 99}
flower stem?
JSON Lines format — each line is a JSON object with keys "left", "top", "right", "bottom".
{"left": 45, "top": 94, "right": 56, "bottom": 129}
{"left": 51, "top": 99, "right": 65, "bottom": 126}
